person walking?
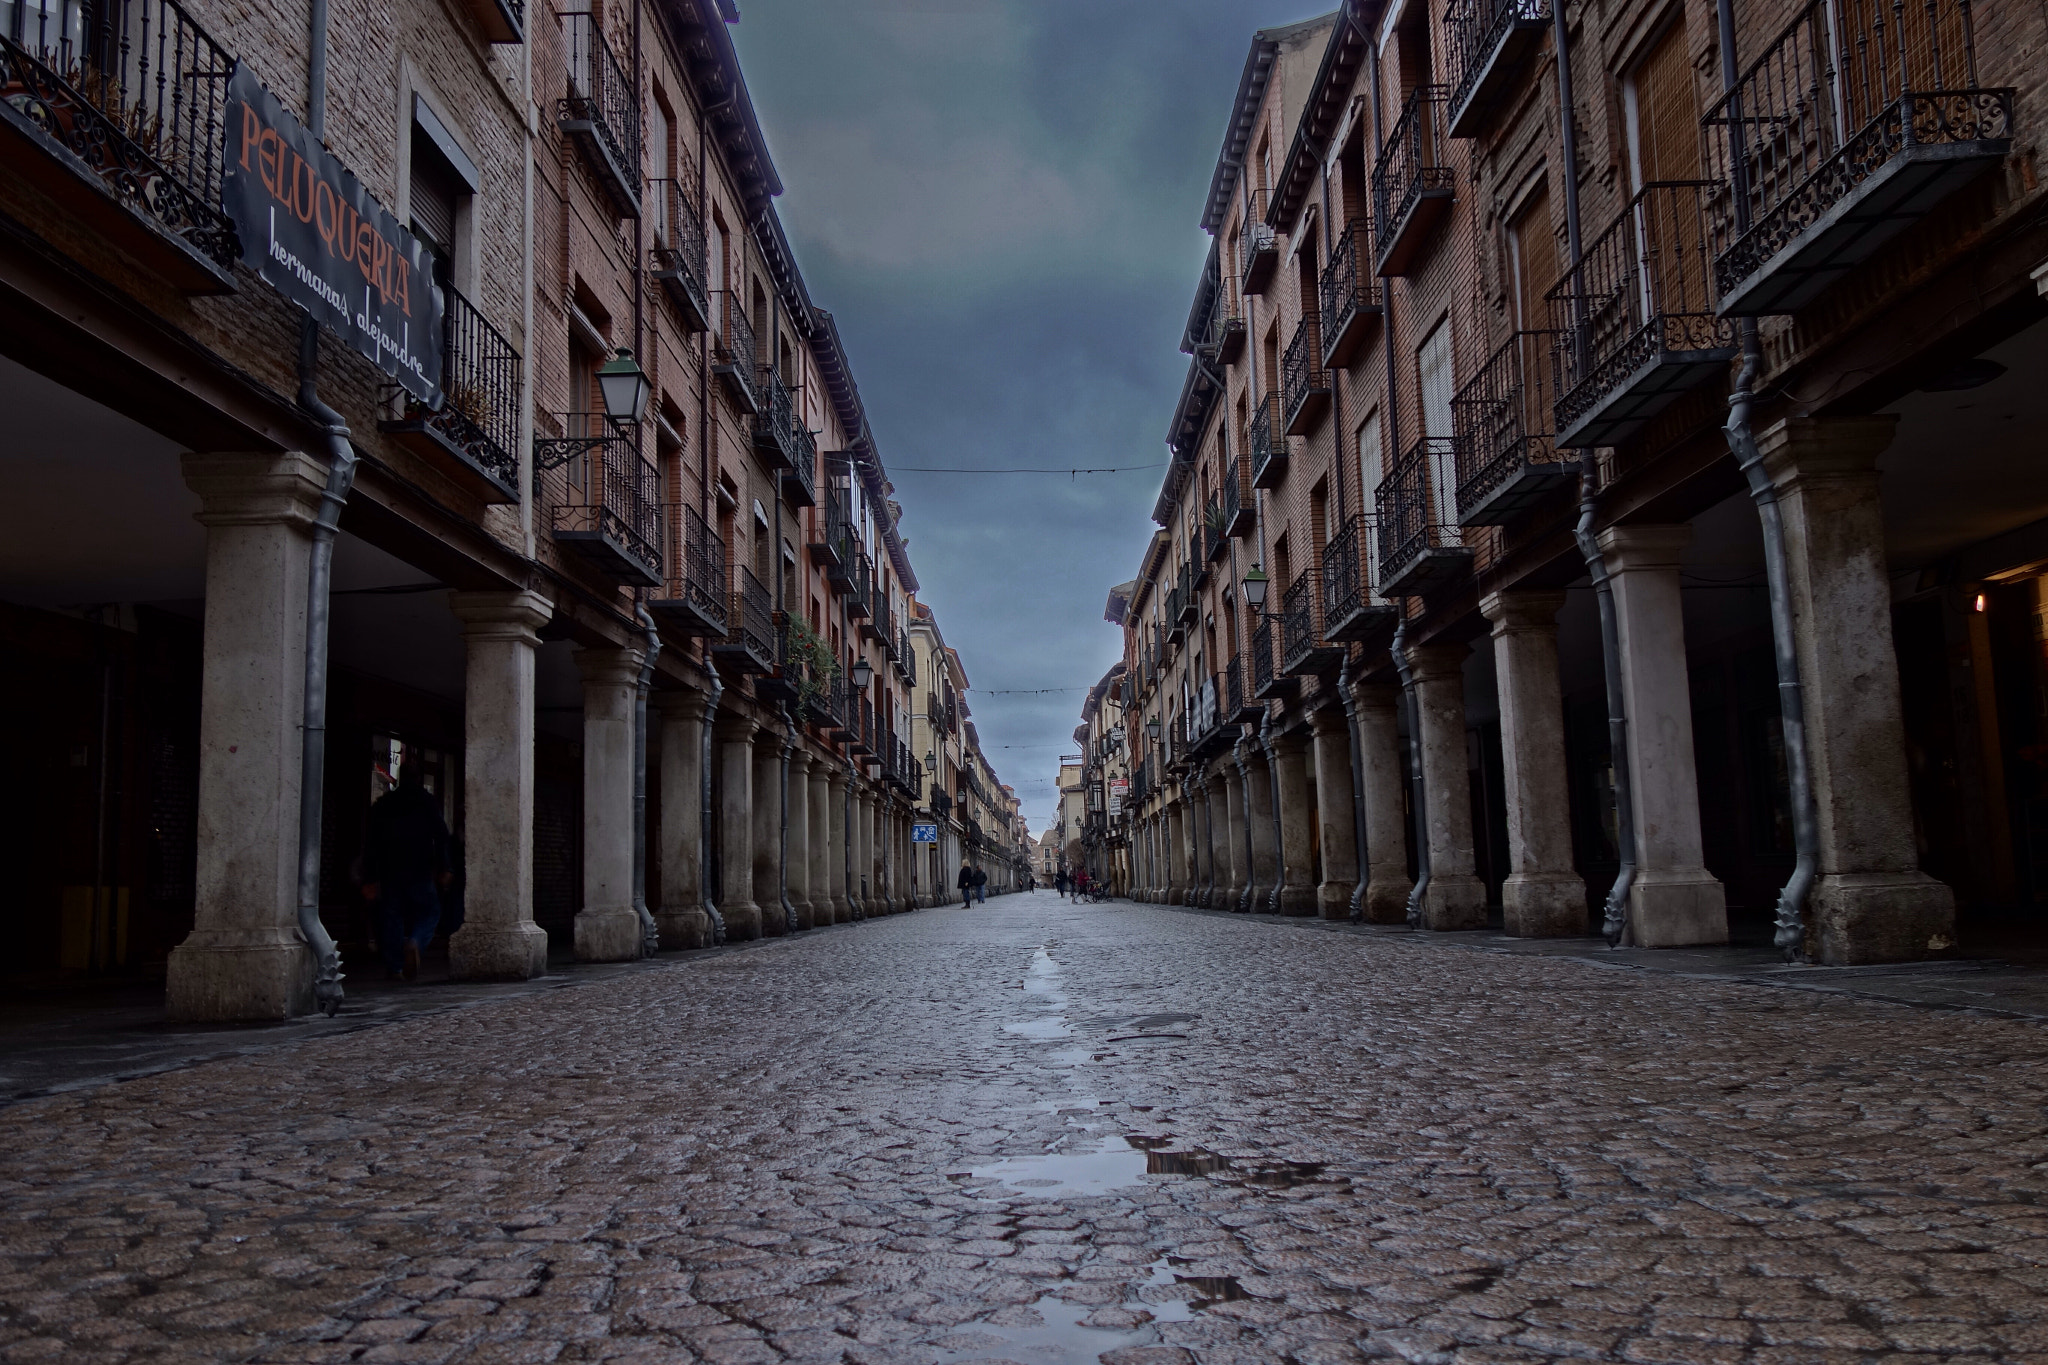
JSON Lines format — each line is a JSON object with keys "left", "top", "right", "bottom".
{"left": 361, "top": 765, "right": 452, "bottom": 981}
{"left": 1054, "top": 869, "right": 1068, "bottom": 899}
{"left": 973, "top": 864, "right": 988, "bottom": 904}
{"left": 957, "top": 862, "right": 975, "bottom": 909}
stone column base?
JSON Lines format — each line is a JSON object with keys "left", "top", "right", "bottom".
{"left": 1812, "top": 872, "right": 1956, "bottom": 965}
{"left": 166, "top": 932, "right": 312, "bottom": 1021}
{"left": 574, "top": 905, "right": 645, "bottom": 961}
{"left": 1629, "top": 871, "right": 1727, "bottom": 947}
{"left": 1318, "top": 882, "right": 1356, "bottom": 920}
{"left": 1362, "top": 876, "right": 1412, "bottom": 925}
{"left": 1277, "top": 884, "right": 1318, "bottom": 917}
{"left": 654, "top": 907, "right": 714, "bottom": 950}
{"left": 720, "top": 900, "right": 762, "bottom": 940}
{"left": 1503, "top": 872, "right": 1589, "bottom": 938}
{"left": 1422, "top": 874, "right": 1488, "bottom": 931}
{"left": 830, "top": 895, "right": 851, "bottom": 923}
{"left": 449, "top": 921, "right": 550, "bottom": 980}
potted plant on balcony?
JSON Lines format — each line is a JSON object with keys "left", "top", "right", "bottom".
{"left": 786, "top": 615, "right": 838, "bottom": 725}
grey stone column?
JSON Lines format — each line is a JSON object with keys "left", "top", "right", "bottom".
{"left": 1166, "top": 800, "right": 1186, "bottom": 903}
{"left": 1242, "top": 742, "right": 1277, "bottom": 911}
{"left": 446, "top": 590, "right": 554, "bottom": 979}
{"left": 788, "top": 748, "right": 813, "bottom": 930}
{"left": 166, "top": 452, "right": 325, "bottom": 1020}
{"left": 1352, "top": 682, "right": 1413, "bottom": 923}
{"left": 1218, "top": 763, "right": 1244, "bottom": 908}
{"left": 1599, "top": 525, "right": 1727, "bottom": 946}
{"left": 1310, "top": 706, "right": 1359, "bottom": 920}
{"left": 809, "top": 762, "right": 834, "bottom": 925}
{"left": 1406, "top": 643, "right": 1487, "bottom": 930}
{"left": 827, "top": 764, "right": 852, "bottom": 922}
{"left": 1273, "top": 728, "right": 1318, "bottom": 916}
{"left": 852, "top": 785, "right": 872, "bottom": 915}
{"left": 1192, "top": 783, "right": 1213, "bottom": 906}
{"left": 651, "top": 687, "right": 712, "bottom": 949}
{"left": 715, "top": 715, "right": 762, "bottom": 941}
{"left": 752, "top": 731, "right": 786, "bottom": 936}
{"left": 573, "top": 647, "right": 645, "bottom": 961}
{"left": 1762, "top": 417, "right": 1955, "bottom": 962}
{"left": 1482, "top": 591, "right": 1588, "bottom": 937}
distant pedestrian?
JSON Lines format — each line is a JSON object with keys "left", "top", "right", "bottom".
{"left": 973, "top": 865, "right": 988, "bottom": 904}
{"left": 362, "top": 766, "right": 452, "bottom": 981}
{"left": 957, "top": 862, "right": 974, "bottom": 909}
{"left": 1055, "top": 870, "right": 1069, "bottom": 899}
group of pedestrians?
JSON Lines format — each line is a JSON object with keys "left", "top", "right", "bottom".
{"left": 956, "top": 862, "right": 988, "bottom": 908}
{"left": 1052, "top": 868, "right": 1098, "bottom": 901}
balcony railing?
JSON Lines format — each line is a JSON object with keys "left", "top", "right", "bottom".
{"left": 1375, "top": 436, "right": 1472, "bottom": 596}
{"left": 1196, "top": 294, "right": 1247, "bottom": 364}
{"left": 1321, "top": 513, "right": 1399, "bottom": 642}
{"left": 1238, "top": 187, "right": 1278, "bottom": 294}
{"left": 649, "top": 505, "right": 728, "bottom": 639}
{"left": 711, "top": 566, "right": 774, "bottom": 675}
{"left": 753, "top": 371, "right": 800, "bottom": 470}
{"left": 1280, "top": 572, "right": 1344, "bottom": 678}
{"left": 1249, "top": 394, "right": 1288, "bottom": 489}
{"left": 536, "top": 415, "right": 662, "bottom": 586}
{"left": 1219, "top": 450, "right": 1253, "bottom": 537}
{"left": 1318, "top": 221, "right": 1382, "bottom": 368}
{"left": 1548, "top": 181, "right": 1736, "bottom": 449}
{"left": 558, "top": 12, "right": 639, "bottom": 217}
{"left": 712, "top": 294, "right": 759, "bottom": 413}
{"left": 1452, "top": 330, "right": 1574, "bottom": 525}
{"left": 648, "top": 175, "right": 709, "bottom": 333}
{"left": 1252, "top": 612, "right": 1289, "bottom": 699}
{"left": 1372, "top": 85, "right": 1455, "bottom": 275}
{"left": 1282, "top": 315, "right": 1330, "bottom": 435}
{"left": 845, "top": 550, "right": 873, "bottom": 619}
{"left": 380, "top": 285, "right": 522, "bottom": 504}
{"left": 1702, "top": 0, "right": 2013, "bottom": 316}
{"left": 1445, "top": 0, "right": 1550, "bottom": 138}
{"left": 1176, "top": 560, "right": 1197, "bottom": 625}
{"left": 813, "top": 481, "right": 853, "bottom": 578}
{"left": 784, "top": 419, "right": 817, "bottom": 508}
{"left": 0, "top": 0, "right": 238, "bottom": 286}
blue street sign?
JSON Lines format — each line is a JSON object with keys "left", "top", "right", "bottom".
{"left": 912, "top": 823, "right": 938, "bottom": 843}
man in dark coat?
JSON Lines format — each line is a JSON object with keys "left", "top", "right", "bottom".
{"left": 362, "top": 766, "right": 453, "bottom": 980}
{"left": 957, "top": 862, "right": 975, "bottom": 910}
{"left": 973, "top": 864, "right": 988, "bottom": 904}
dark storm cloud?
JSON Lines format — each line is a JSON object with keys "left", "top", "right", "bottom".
{"left": 730, "top": 0, "right": 1332, "bottom": 831}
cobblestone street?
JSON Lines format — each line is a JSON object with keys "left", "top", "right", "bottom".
{"left": 7, "top": 892, "right": 2048, "bottom": 1365}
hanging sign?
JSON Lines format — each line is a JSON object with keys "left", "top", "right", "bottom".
{"left": 912, "top": 823, "right": 938, "bottom": 844}
{"left": 222, "top": 63, "right": 443, "bottom": 403}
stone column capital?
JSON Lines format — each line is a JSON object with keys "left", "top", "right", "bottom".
{"left": 652, "top": 683, "right": 710, "bottom": 716}
{"left": 575, "top": 646, "right": 644, "bottom": 688}
{"left": 182, "top": 451, "right": 330, "bottom": 531}
{"left": 789, "top": 747, "right": 813, "bottom": 776}
{"left": 450, "top": 589, "right": 554, "bottom": 644}
{"left": 1309, "top": 704, "right": 1349, "bottom": 736}
{"left": 1759, "top": 415, "right": 1900, "bottom": 491}
{"left": 1404, "top": 642, "right": 1470, "bottom": 682}
{"left": 1598, "top": 523, "right": 1691, "bottom": 573}
{"left": 1349, "top": 681, "right": 1402, "bottom": 715}
{"left": 713, "top": 714, "right": 758, "bottom": 744}
{"left": 1481, "top": 590, "right": 1568, "bottom": 636}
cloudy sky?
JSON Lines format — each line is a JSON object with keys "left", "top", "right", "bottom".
{"left": 730, "top": 0, "right": 1324, "bottom": 835}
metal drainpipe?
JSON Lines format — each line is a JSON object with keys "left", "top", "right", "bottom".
{"left": 632, "top": 605, "right": 660, "bottom": 957}
{"left": 1572, "top": 467, "right": 1636, "bottom": 944}
{"left": 779, "top": 704, "right": 797, "bottom": 933}
{"left": 1261, "top": 711, "right": 1285, "bottom": 914}
{"left": 699, "top": 669, "right": 726, "bottom": 944}
{"left": 1714, "top": 0, "right": 1817, "bottom": 961}
{"left": 1393, "top": 617, "right": 1431, "bottom": 929}
{"left": 1341, "top": 656, "right": 1371, "bottom": 922}
{"left": 1235, "top": 734, "right": 1255, "bottom": 912}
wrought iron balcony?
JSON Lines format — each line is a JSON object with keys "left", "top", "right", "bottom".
{"left": 813, "top": 482, "right": 853, "bottom": 578}
{"left": 1445, "top": 0, "right": 1550, "bottom": 138}
{"left": 1238, "top": 187, "right": 1279, "bottom": 295}
{"left": 783, "top": 420, "right": 817, "bottom": 508}
{"left": 1223, "top": 652, "right": 1263, "bottom": 724}
{"left": 0, "top": 0, "right": 238, "bottom": 289}
{"left": 1702, "top": 0, "right": 2012, "bottom": 316}
{"left": 1164, "top": 583, "right": 1187, "bottom": 646}
{"left": 711, "top": 294, "right": 759, "bottom": 414}
{"left": 753, "top": 371, "right": 801, "bottom": 470}
{"left": 755, "top": 613, "right": 805, "bottom": 706}
{"left": 1249, "top": 394, "right": 1288, "bottom": 489}
{"left": 1318, "top": 221, "right": 1382, "bottom": 368}
{"left": 709, "top": 565, "right": 774, "bottom": 674}
{"left": 1196, "top": 295, "right": 1247, "bottom": 365}
{"left": 1176, "top": 560, "right": 1198, "bottom": 626}
{"left": 1321, "top": 513, "right": 1399, "bottom": 642}
{"left": 1220, "top": 451, "right": 1254, "bottom": 537}
{"left": 931, "top": 788, "right": 953, "bottom": 818}
{"left": 1372, "top": 85, "right": 1456, "bottom": 276}
{"left": 1282, "top": 315, "right": 1330, "bottom": 436}
{"left": 648, "top": 176, "right": 709, "bottom": 333}
{"left": 1280, "top": 572, "right": 1345, "bottom": 678}
{"left": 1195, "top": 520, "right": 1219, "bottom": 582}
{"left": 536, "top": 414, "right": 662, "bottom": 586}
{"left": 1548, "top": 181, "right": 1736, "bottom": 449}
{"left": 845, "top": 550, "right": 873, "bottom": 619}
{"left": 649, "top": 505, "right": 728, "bottom": 639}
{"left": 558, "top": 12, "right": 639, "bottom": 217}
{"left": 1375, "top": 437, "right": 1472, "bottom": 596}
{"left": 380, "top": 285, "right": 522, "bottom": 504}
{"left": 1251, "top": 612, "right": 1291, "bottom": 699}
{"left": 1452, "top": 330, "right": 1575, "bottom": 525}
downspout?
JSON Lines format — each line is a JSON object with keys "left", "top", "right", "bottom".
{"left": 1573, "top": 467, "right": 1635, "bottom": 944}
{"left": 1341, "top": 656, "right": 1371, "bottom": 922}
{"left": 1393, "top": 616, "right": 1430, "bottom": 928}
{"left": 632, "top": 605, "right": 660, "bottom": 957}
{"left": 1715, "top": 0, "right": 1817, "bottom": 960}
{"left": 1235, "top": 734, "right": 1255, "bottom": 912}
{"left": 1261, "top": 711, "right": 1285, "bottom": 914}
{"left": 699, "top": 669, "right": 726, "bottom": 943}
{"left": 292, "top": 0, "right": 350, "bottom": 1016}
{"left": 779, "top": 704, "right": 797, "bottom": 933}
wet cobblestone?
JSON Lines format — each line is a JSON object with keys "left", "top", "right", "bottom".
{"left": 5, "top": 892, "right": 2048, "bottom": 1363}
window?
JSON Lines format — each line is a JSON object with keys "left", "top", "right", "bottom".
{"left": 1418, "top": 318, "right": 1455, "bottom": 519}
{"left": 1623, "top": 21, "right": 1699, "bottom": 189}
{"left": 1507, "top": 188, "right": 1560, "bottom": 333}
{"left": 409, "top": 99, "right": 478, "bottom": 287}
{"left": 1356, "top": 405, "right": 1382, "bottom": 497}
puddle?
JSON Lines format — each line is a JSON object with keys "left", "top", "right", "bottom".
{"left": 932, "top": 1295, "right": 1155, "bottom": 1363}
{"left": 1175, "top": 1274, "right": 1249, "bottom": 1307}
{"left": 1146, "top": 1148, "right": 1231, "bottom": 1177}
{"left": 959, "top": 1132, "right": 1149, "bottom": 1196}
{"left": 1242, "top": 1160, "right": 1329, "bottom": 1189}
{"left": 1003, "top": 1017, "right": 1074, "bottom": 1039}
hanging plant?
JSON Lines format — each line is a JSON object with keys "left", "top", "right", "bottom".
{"left": 785, "top": 614, "right": 838, "bottom": 717}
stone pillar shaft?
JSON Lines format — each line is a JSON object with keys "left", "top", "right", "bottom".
{"left": 1311, "top": 707, "right": 1359, "bottom": 919}
{"left": 1273, "top": 730, "right": 1318, "bottom": 916}
{"left": 716, "top": 717, "right": 762, "bottom": 940}
{"left": 788, "top": 749, "right": 813, "bottom": 930}
{"left": 1407, "top": 644, "right": 1486, "bottom": 930}
{"left": 1352, "top": 683, "right": 1413, "bottom": 923}
{"left": 1482, "top": 591, "right": 1588, "bottom": 938}
{"left": 574, "top": 648, "right": 644, "bottom": 961}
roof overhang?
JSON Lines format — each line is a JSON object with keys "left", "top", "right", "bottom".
{"left": 1270, "top": 4, "right": 1375, "bottom": 231}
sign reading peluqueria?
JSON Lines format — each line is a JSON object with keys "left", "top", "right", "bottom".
{"left": 222, "top": 63, "right": 443, "bottom": 404}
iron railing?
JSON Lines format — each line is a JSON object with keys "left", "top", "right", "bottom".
{"left": 712, "top": 293, "right": 758, "bottom": 410}
{"left": 753, "top": 370, "right": 799, "bottom": 469}
{"left": 1321, "top": 513, "right": 1391, "bottom": 639}
{"left": 0, "top": 0, "right": 238, "bottom": 269}
{"left": 1196, "top": 292, "right": 1246, "bottom": 361}
{"left": 1224, "top": 652, "right": 1246, "bottom": 719}
{"left": 1318, "top": 220, "right": 1379, "bottom": 365}
{"left": 1372, "top": 85, "right": 1455, "bottom": 267}
{"left": 1251, "top": 613, "right": 1278, "bottom": 696}
{"left": 559, "top": 12, "right": 639, "bottom": 211}
{"left": 537, "top": 414, "right": 662, "bottom": 584}
{"left": 1238, "top": 186, "right": 1277, "bottom": 291}
{"left": 1249, "top": 394, "right": 1288, "bottom": 488}
{"left": 1446, "top": 0, "right": 1549, "bottom": 130}
{"left": 785, "top": 419, "right": 817, "bottom": 506}
{"left": 1702, "top": 0, "right": 2012, "bottom": 307}
{"left": 648, "top": 174, "right": 708, "bottom": 328}
{"left": 1279, "top": 572, "right": 1331, "bottom": 674}
{"left": 1548, "top": 181, "right": 1732, "bottom": 439}
{"left": 1452, "top": 329, "right": 1565, "bottom": 518}
{"left": 385, "top": 284, "right": 522, "bottom": 496}
{"left": 1282, "top": 314, "right": 1327, "bottom": 434}
{"left": 1220, "top": 448, "right": 1251, "bottom": 535}
{"left": 674, "top": 505, "right": 727, "bottom": 634}
{"left": 1375, "top": 437, "right": 1461, "bottom": 587}
{"left": 730, "top": 566, "right": 772, "bottom": 669}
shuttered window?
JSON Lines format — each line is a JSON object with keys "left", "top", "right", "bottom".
{"left": 1627, "top": 21, "right": 1700, "bottom": 187}
{"left": 409, "top": 127, "right": 463, "bottom": 279}
{"left": 1510, "top": 188, "right": 1560, "bottom": 333}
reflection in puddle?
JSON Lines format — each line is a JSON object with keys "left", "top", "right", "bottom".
{"left": 961, "top": 1132, "right": 1149, "bottom": 1196}
{"left": 932, "top": 1295, "right": 1154, "bottom": 1363}
{"left": 1243, "top": 1160, "right": 1327, "bottom": 1188}
{"left": 1003, "top": 1017, "right": 1074, "bottom": 1039}
{"left": 1146, "top": 1148, "right": 1230, "bottom": 1177}
{"left": 1174, "top": 1274, "right": 1249, "bottom": 1307}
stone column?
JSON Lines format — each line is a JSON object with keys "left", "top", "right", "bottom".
{"left": 649, "top": 688, "right": 712, "bottom": 949}
{"left": 1406, "top": 644, "right": 1487, "bottom": 930}
{"left": 1761, "top": 417, "right": 1956, "bottom": 962}
{"left": 715, "top": 715, "right": 762, "bottom": 940}
{"left": 446, "top": 590, "right": 554, "bottom": 979}
{"left": 1599, "top": 525, "right": 1727, "bottom": 946}
{"left": 827, "top": 764, "right": 852, "bottom": 921}
{"left": 809, "top": 762, "right": 834, "bottom": 925}
{"left": 852, "top": 785, "right": 872, "bottom": 915}
{"left": 1352, "top": 682, "right": 1413, "bottom": 923}
{"left": 1164, "top": 801, "right": 1184, "bottom": 903}
{"left": 1310, "top": 706, "right": 1359, "bottom": 920}
{"left": 573, "top": 647, "right": 644, "bottom": 961}
{"left": 166, "top": 452, "right": 325, "bottom": 1020}
{"left": 1272, "top": 728, "right": 1318, "bottom": 916}
{"left": 787, "top": 747, "right": 813, "bottom": 930}
{"left": 1482, "top": 591, "right": 1588, "bottom": 937}
{"left": 1242, "top": 743, "right": 1277, "bottom": 912}
{"left": 752, "top": 733, "right": 786, "bottom": 935}
{"left": 1218, "top": 764, "right": 1244, "bottom": 908}
{"left": 1191, "top": 784, "right": 1212, "bottom": 906}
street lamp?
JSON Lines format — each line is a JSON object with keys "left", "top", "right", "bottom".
{"left": 596, "top": 348, "right": 652, "bottom": 425}
{"left": 1145, "top": 715, "right": 1162, "bottom": 742}
{"left": 850, "top": 657, "right": 874, "bottom": 690}
{"left": 924, "top": 749, "right": 937, "bottom": 772}
{"left": 1242, "top": 563, "right": 1270, "bottom": 613}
